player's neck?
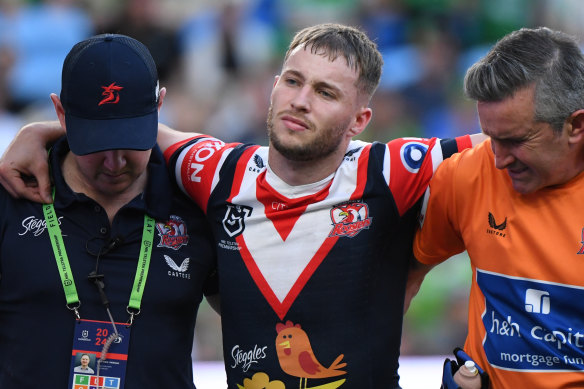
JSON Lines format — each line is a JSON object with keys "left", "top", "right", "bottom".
{"left": 268, "top": 148, "right": 345, "bottom": 186}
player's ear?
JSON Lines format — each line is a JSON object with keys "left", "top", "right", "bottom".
{"left": 50, "top": 93, "right": 67, "bottom": 132}
{"left": 347, "top": 106, "right": 372, "bottom": 138}
{"left": 157, "top": 87, "right": 166, "bottom": 111}
{"left": 566, "top": 109, "right": 584, "bottom": 145}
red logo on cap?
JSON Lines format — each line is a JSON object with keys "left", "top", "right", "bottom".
{"left": 98, "top": 82, "right": 124, "bottom": 105}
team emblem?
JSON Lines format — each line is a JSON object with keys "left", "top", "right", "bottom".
{"left": 99, "top": 82, "right": 123, "bottom": 105}
{"left": 223, "top": 204, "right": 253, "bottom": 237}
{"left": 400, "top": 141, "right": 428, "bottom": 173}
{"left": 329, "top": 201, "right": 372, "bottom": 238}
{"left": 156, "top": 215, "right": 189, "bottom": 250}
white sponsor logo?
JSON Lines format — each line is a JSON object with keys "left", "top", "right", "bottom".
{"left": 164, "top": 255, "right": 191, "bottom": 279}
{"left": 525, "top": 288, "right": 550, "bottom": 314}
{"left": 230, "top": 344, "right": 268, "bottom": 372}
{"left": 19, "top": 216, "right": 64, "bottom": 236}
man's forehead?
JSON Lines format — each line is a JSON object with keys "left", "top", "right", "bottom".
{"left": 284, "top": 44, "right": 357, "bottom": 78}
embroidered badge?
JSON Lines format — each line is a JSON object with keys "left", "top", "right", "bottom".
{"left": 99, "top": 82, "right": 123, "bottom": 105}
{"left": 328, "top": 201, "right": 372, "bottom": 238}
{"left": 156, "top": 215, "right": 189, "bottom": 250}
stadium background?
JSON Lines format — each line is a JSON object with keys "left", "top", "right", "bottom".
{"left": 0, "top": 0, "right": 580, "bottom": 386}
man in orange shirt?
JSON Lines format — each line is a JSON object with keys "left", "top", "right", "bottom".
{"left": 413, "top": 27, "right": 584, "bottom": 388}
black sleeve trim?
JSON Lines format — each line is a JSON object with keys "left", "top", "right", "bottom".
{"left": 439, "top": 138, "right": 459, "bottom": 159}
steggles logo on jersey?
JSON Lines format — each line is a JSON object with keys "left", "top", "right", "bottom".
{"left": 230, "top": 343, "right": 268, "bottom": 373}
{"left": 164, "top": 254, "right": 191, "bottom": 279}
{"left": 19, "top": 215, "right": 64, "bottom": 236}
{"left": 156, "top": 215, "right": 189, "bottom": 250}
{"left": 223, "top": 203, "right": 253, "bottom": 237}
{"left": 329, "top": 201, "right": 372, "bottom": 238}
{"left": 487, "top": 212, "right": 507, "bottom": 237}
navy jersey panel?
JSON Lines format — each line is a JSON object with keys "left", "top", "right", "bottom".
{"left": 0, "top": 138, "right": 217, "bottom": 389}
{"left": 208, "top": 142, "right": 414, "bottom": 389}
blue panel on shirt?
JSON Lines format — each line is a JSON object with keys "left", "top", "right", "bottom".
{"left": 477, "top": 269, "right": 584, "bottom": 372}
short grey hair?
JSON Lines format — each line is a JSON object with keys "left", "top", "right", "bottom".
{"left": 464, "top": 27, "right": 584, "bottom": 133}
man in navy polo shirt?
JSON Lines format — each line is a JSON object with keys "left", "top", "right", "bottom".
{"left": 0, "top": 34, "right": 216, "bottom": 388}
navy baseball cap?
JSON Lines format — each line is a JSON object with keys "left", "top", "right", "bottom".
{"left": 60, "top": 34, "right": 159, "bottom": 155}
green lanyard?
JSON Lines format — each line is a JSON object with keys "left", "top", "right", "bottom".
{"left": 42, "top": 200, "right": 155, "bottom": 322}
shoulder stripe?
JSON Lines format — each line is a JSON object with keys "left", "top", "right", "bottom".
{"left": 352, "top": 143, "right": 371, "bottom": 200}
{"left": 227, "top": 145, "right": 262, "bottom": 202}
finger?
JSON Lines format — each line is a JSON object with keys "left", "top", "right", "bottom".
{"left": 33, "top": 167, "right": 53, "bottom": 204}
{"left": 0, "top": 173, "right": 19, "bottom": 198}
{"left": 0, "top": 171, "right": 29, "bottom": 199}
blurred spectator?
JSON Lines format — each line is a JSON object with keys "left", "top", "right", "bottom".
{"left": 0, "top": 0, "right": 93, "bottom": 113}
{"left": 96, "top": 0, "right": 180, "bottom": 84}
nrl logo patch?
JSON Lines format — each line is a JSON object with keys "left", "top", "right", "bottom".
{"left": 156, "top": 215, "right": 189, "bottom": 250}
{"left": 329, "top": 201, "right": 372, "bottom": 238}
{"left": 223, "top": 203, "right": 253, "bottom": 237}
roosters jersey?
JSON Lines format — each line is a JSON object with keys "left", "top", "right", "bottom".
{"left": 414, "top": 139, "right": 584, "bottom": 389}
{"left": 166, "top": 134, "right": 471, "bottom": 389}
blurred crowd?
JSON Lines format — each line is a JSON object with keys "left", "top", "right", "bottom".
{"left": 0, "top": 0, "right": 581, "bottom": 359}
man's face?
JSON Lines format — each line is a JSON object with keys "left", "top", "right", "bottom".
{"left": 80, "top": 355, "right": 90, "bottom": 367}
{"left": 478, "top": 85, "right": 574, "bottom": 194}
{"left": 72, "top": 149, "right": 151, "bottom": 197}
{"left": 267, "top": 45, "right": 365, "bottom": 162}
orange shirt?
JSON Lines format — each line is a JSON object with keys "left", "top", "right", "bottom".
{"left": 414, "top": 139, "right": 584, "bottom": 388}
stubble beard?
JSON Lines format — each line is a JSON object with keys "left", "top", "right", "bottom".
{"left": 266, "top": 104, "right": 349, "bottom": 162}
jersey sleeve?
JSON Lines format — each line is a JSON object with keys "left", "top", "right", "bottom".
{"left": 413, "top": 150, "right": 466, "bottom": 265}
{"left": 164, "top": 135, "right": 239, "bottom": 212}
{"left": 386, "top": 135, "right": 471, "bottom": 217}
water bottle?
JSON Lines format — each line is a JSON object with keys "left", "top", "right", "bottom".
{"left": 453, "top": 360, "right": 482, "bottom": 389}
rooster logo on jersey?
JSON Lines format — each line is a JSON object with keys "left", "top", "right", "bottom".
{"left": 275, "top": 320, "right": 346, "bottom": 389}
{"left": 156, "top": 215, "right": 189, "bottom": 250}
{"left": 329, "top": 201, "right": 372, "bottom": 238}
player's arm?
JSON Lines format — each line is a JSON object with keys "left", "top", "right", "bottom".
{"left": 0, "top": 120, "right": 64, "bottom": 203}
{"left": 404, "top": 257, "right": 435, "bottom": 313}
{"left": 0, "top": 121, "right": 202, "bottom": 203}
{"left": 157, "top": 123, "right": 203, "bottom": 153}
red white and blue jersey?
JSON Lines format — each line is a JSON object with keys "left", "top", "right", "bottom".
{"left": 166, "top": 135, "right": 471, "bottom": 389}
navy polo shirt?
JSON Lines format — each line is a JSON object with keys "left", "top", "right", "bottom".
{"left": 0, "top": 137, "right": 217, "bottom": 388}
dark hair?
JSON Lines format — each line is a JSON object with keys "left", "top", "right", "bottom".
{"left": 284, "top": 23, "right": 383, "bottom": 101}
{"left": 464, "top": 27, "right": 584, "bottom": 132}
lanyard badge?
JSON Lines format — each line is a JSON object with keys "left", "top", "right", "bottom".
{"left": 69, "top": 319, "right": 131, "bottom": 389}
{"left": 43, "top": 199, "right": 155, "bottom": 389}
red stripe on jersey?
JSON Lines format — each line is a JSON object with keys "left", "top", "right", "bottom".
{"left": 227, "top": 146, "right": 261, "bottom": 202}
{"left": 456, "top": 134, "right": 472, "bottom": 151}
{"left": 350, "top": 144, "right": 371, "bottom": 200}
{"left": 163, "top": 135, "right": 206, "bottom": 163}
{"left": 257, "top": 171, "right": 332, "bottom": 241}
{"left": 280, "top": 235, "right": 338, "bottom": 319}
{"left": 238, "top": 232, "right": 338, "bottom": 320}
{"left": 387, "top": 138, "right": 438, "bottom": 217}
{"left": 181, "top": 139, "right": 237, "bottom": 212}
